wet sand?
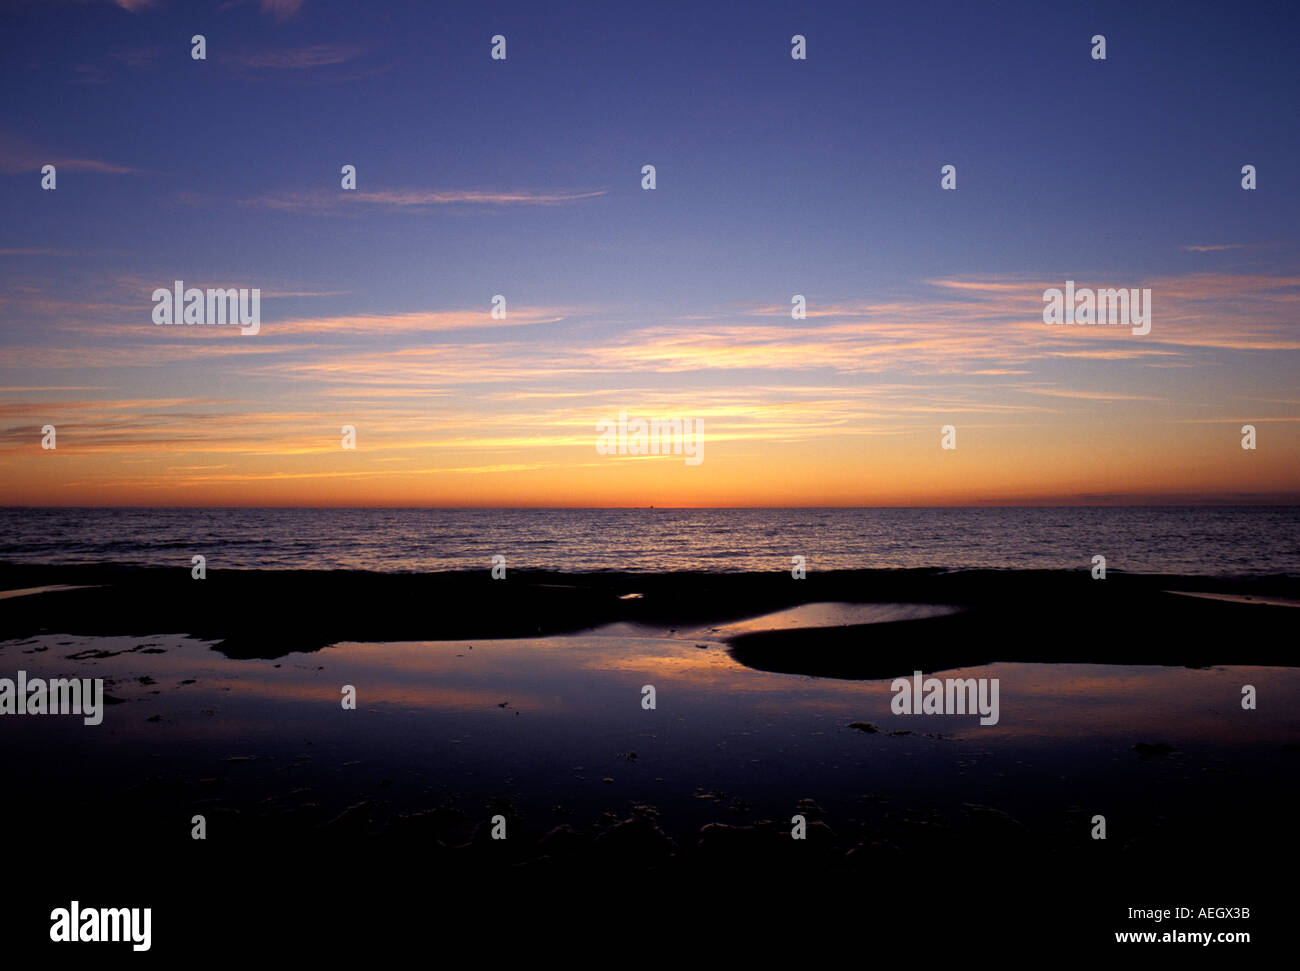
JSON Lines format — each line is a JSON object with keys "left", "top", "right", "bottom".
{"left": 2, "top": 564, "right": 1296, "bottom": 953}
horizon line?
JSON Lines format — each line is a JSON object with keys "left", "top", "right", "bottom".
{"left": 3, "top": 501, "right": 1299, "bottom": 511}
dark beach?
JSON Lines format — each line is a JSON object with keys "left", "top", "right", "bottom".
{"left": 3, "top": 563, "right": 1296, "bottom": 953}
{"left": 3, "top": 560, "right": 1298, "bottom": 664}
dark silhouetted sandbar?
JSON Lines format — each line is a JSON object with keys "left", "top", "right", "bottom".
{"left": 1, "top": 561, "right": 1295, "bottom": 669}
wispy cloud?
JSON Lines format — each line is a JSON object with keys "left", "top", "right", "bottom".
{"left": 264, "top": 306, "right": 574, "bottom": 337}
{"left": 217, "top": 0, "right": 305, "bottom": 19}
{"left": 260, "top": 0, "right": 304, "bottom": 20}
{"left": 261, "top": 289, "right": 352, "bottom": 298}
{"left": 1016, "top": 387, "right": 1163, "bottom": 402}
{"left": 67, "top": 45, "right": 162, "bottom": 85}
{"left": 602, "top": 271, "right": 1300, "bottom": 375}
{"left": 0, "top": 134, "right": 141, "bottom": 175}
{"left": 46, "top": 157, "right": 140, "bottom": 174}
{"left": 241, "top": 187, "right": 608, "bottom": 212}
{"left": 232, "top": 43, "right": 367, "bottom": 70}
{"left": 109, "top": 46, "right": 162, "bottom": 69}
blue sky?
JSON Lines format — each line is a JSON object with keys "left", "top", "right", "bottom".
{"left": 1, "top": 0, "right": 1298, "bottom": 506}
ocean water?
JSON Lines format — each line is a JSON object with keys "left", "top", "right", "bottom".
{"left": 1, "top": 506, "right": 1297, "bottom": 576}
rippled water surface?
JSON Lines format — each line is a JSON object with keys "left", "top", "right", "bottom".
{"left": 2, "top": 506, "right": 1298, "bottom": 575}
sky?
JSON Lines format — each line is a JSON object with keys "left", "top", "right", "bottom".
{"left": 1, "top": 0, "right": 1298, "bottom": 506}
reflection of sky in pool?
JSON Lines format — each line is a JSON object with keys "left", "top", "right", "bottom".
{"left": 2, "top": 619, "right": 1297, "bottom": 840}
{"left": 698, "top": 601, "right": 963, "bottom": 636}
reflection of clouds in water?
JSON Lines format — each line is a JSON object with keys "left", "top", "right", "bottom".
{"left": 1166, "top": 590, "right": 1300, "bottom": 609}
{"left": 937, "top": 663, "right": 1300, "bottom": 743}
{"left": 707, "top": 601, "right": 962, "bottom": 636}
{"left": 6, "top": 633, "right": 1298, "bottom": 752}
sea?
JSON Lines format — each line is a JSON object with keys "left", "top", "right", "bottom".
{"left": 1, "top": 505, "right": 1297, "bottom": 575}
